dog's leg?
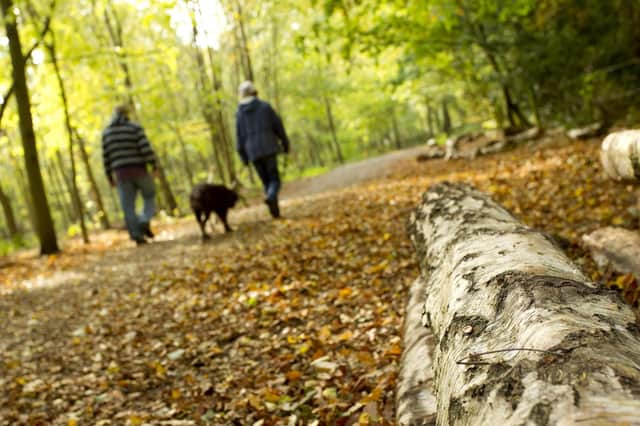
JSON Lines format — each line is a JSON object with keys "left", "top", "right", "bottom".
{"left": 194, "top": 209, "right": 210, "bottom": 240}
{"left": 217, "top": 210, "right": 233, "bottom": 233}
{"left": 201, "top": 211, "right": 212, "bottom": 239}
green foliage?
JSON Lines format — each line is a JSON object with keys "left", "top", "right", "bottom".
{"left": 1, "top": 0, "right": 639, "bottom": 250}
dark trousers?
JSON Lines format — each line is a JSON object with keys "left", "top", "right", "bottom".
{"left": 252, "top": 155, "right": 281, "bottom": 201}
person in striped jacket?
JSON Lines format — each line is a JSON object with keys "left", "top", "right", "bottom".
{"left": 102, "top": 104, "right": 158, "bottom": 245}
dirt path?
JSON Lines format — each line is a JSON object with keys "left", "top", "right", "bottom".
{"left": 281, "top": 144, "right": 434, "bottom": 199}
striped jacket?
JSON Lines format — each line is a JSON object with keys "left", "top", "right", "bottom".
{"left": 102, "top": 113, "right": 157, "bottom": 180}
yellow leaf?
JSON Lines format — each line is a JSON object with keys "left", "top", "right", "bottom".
{"left": 248, "top": 395, "right": 262, "bottom": 410}
{"left": 287, "top": 335, "right": 298, "bottom": 344}
{"left": 338, "top": 330, "right": 353, "bottom": 341}
{"left": 339, "top": 287, "right": 353, "bottom": 298}
{"left": 107, "top": 361, "right": 119, "bottom": 375}
{"left": 318, "top": 326, "right": 332, "bottom": 342}
{"left": 612, "top": 216, "right": 625, "bottom": 225}
{"left": 358, "top": 412, "right": 370, "bottom": 425}
{"left": 129, "top": 415, "right": 144, "bottom": 426}
{"left": 264, "top": 390, "right": 280, "bottom": 403}
{"left": 68, "top": 418, "right": 78, "bottom": 426}
{"left": 298, "top": 342, "right": 311, "bottom": 354}
{"left": 171, "top": 389, "right": 181, "bottom": 399}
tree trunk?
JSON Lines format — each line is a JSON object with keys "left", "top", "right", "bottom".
{"left": 47, "top": 36, "right": 89, "bottom": 243}
{"left": 391, "top": 104, "right": 402, "bottom": 149}
{"left": 403, "top": 182, "right": 640, "bottom": 425}
{"left": 55, "top": 150, "right": 79, "bottom": 224}
{"left": 43, "top": 153, "right": 74, "bottom": 227}
{"left": 190, "top": 19, "right": 227, "bottom": 183}
{"left": 233, "top": 0, "right": 254, "bottom": 81}
{"left": 207, "top": 47, "right": 236, "bottom": 183}
{"left": 156, "top": 150, "right": 179, "bottom": 214}
{"left": 158, "top": 71, "right": 195, "bottom": 188}
{"left": 322, "top": 94, "right": 344, "bottom": 163}
{"left": 103, "top": 4, "right": 136, "bottom": 114}
{"left": 396, "top": 276, "right": 437, "bottom": 426}
{"left": 0, "top": 183, "right": 19, "bottom": 238}
{"left": 74, "top": 129, "right": 111, "bottom": 229}
{"left": 425, "top": 101, "right": 435, "bottom": 137}
{"left": 1, "top": 0, "right": 58, "bottom": 254}
{"left": 12, "top": 153, "right": 39, "bottom": 233}
{"left": 442, "top": 99, "right": 452, "bottom": 135}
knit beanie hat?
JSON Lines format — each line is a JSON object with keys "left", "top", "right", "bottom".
{"left": 238, "top": 81, "right": 257, "bottom": 98}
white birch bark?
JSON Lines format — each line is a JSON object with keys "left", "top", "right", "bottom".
{"left": 396, "top": 277, "right": 437, "bottom": 426}
{"left": 582, "top": 227, "right": 640, "bottom": 278}
{"left": 600, "top": 129, "right": 640, "bottom": 181}
{"left": 406, "top": 182, "right": 640, "bottom": 426}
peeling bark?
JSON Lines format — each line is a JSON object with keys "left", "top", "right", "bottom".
{"left": 406, "top": 182, "right": 640, "bottom": 425}
{"left": 396, "top": 277, "right": 437, "bottom": 426}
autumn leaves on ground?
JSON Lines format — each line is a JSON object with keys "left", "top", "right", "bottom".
{"left": 0, "top": 137, "right": 637, "bottom": 425}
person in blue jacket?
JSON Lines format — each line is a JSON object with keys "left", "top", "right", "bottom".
{"left": 235, "top": 81, "right": 290, "bottom": 218}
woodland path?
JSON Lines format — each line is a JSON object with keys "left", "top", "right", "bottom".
{"left": 281, "top": 144, "right": 436, "bottom": 199}
{"left": 1, "top": 138, "right": 638, "bottom": 425}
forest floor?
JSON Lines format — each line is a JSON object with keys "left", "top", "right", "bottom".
{"left": 1, "top": 136, "right": 639, "bottom": 425}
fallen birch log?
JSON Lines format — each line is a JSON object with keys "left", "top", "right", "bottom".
{"left": 600, "top": 129, "right": 640, "bottom": 181}
{"left": 405, "top": 182, "right": 640, "bottom": 425}
{"left": 396, "top": 277, "right": 437, "bottom": 426}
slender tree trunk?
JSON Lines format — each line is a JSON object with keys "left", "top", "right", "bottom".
{"left": 207, "top": 47, "right": 236, "bottom": 182}
{"left": 306, "top": 131, "right": 325, "bottom": 167}
{"left": 322, "top": 94, "right": 344, "bottom": 163}
{"left": 158, "top": 71, "right": 194, "bottom": 188}
{"left": 171, "top": 122, "right": 194, "bottom": 187}
{"left": 43, "top": 155, "right": 74, "bottom": 227}
{"left": 1, "top": 0, "right": 58, "bottom": 254}
{"left": 434, "top": 103, "right": 443, "bottom": 133}
{"left": 190, "top": 21, "right": 227, "bottom": 184}
{"left": 527, "top": 85, "right": 542, "bottom": 129}
{"left": 403, "top": 182, "right": 640, "bottom": 425}
{"left": 103, "top": 4, "right": 136, "bottom": 114}
{"left": 11, "top": 152, "right": 39, "bottom": 233}
{"left": 442, "top": 98, "right": 452, "bottom": 134}
{"left": 0, "top": 183, "right": 19, "bottom": 238}
{"left": 233, "top": 0, "right": 255, "bottom": 81}
{"left": 425, "top": 101, "right": 435, "bottom": 137}
{"left": 156, "top": 150, "right": 179, "bottom": 214}
{"left": 74, "top": 129, "right": 111, "bottom": 229}
{"left": 47, "top": 36, "right": 89, "bottom": 243}
{"left": 390, "top": 105, "right": 402, "bottom": 149}
{"left": 268, "top": 17, "right": 282, "bottom": 113}
{"left": 55, "top": 151, "right": 80, "bottom": 224}
{"left": 42, "top": 151, "right": 75, "bottom": 229}
{"left": 455, "top": 0, "right": 529, "bottom": 130}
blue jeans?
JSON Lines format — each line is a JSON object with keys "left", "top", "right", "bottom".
{"left": 252, "top": 155, "right": 281, "bottom": 201}
{"left": 116, "top": 175, "right": 156, "bottom": 241}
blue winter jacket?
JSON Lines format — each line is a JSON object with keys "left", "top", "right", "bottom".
{"left": 236, "top": 98, "right": 289, "bottom": 164}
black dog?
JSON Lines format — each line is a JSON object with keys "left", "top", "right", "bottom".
{"left": 189, "top": 183, "right": 239, "bottom": 239}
